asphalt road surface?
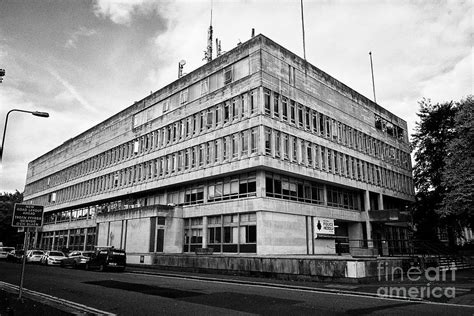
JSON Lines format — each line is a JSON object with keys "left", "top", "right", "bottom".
{"left": 0, "top": 261, "right": 473, "bottom": 315}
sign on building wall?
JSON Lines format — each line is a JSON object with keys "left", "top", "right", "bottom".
{"left": 314, "top": 217, "right": 335, "bottom": 236}
{"left": 12, "top": 204, "right": 44, "bottom": 227}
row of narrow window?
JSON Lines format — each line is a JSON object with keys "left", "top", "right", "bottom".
{"left": 44, "top": 207, "right": 96, "bottom": 224}
{"left": 133, "top": 56, "right": 250, "bottom": 128}
{"left": 30, "top": 123, "right": 413, "bottom": 207}
{"left": 265, "top": 172, "right": 362, "bottom": 211}
{"left": 26, "top": 87, "right": 409, "bottom": 197}
{"left": 263, "top": 88, "right": 410, "bottom": 170}
{"left": 25, "top": 88, "right": 259, "bottom": 196}
{"left": 28, "top": 127, "right": 259, "bottom": 207}
{"left": 39, "top": 228, "right": 97, "bottom": 251}
{"left": 264, "top": 127, "right": 413, "bottom": 195}
{"left": 41, "top": 172, "right": 257, "bottom": 224}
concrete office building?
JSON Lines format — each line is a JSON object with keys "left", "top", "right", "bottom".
{"left": 23, "top": 34, "right": 415, "bottom": 265}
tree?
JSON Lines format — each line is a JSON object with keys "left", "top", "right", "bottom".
{"left": 411, "top": 98, "right": 457, "bottom": 241}
{"left": 0, "top": 191, "right": 24, "bottom": 246}
{"left": 439, "top": 96, "right": 474, "bottom": 232}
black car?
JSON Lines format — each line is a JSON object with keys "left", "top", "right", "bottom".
{"left": 6, "top": 250, "right": 25, "bottom": 263}
{"left": 85, "top": 248, "right": 126, "bottom": 272}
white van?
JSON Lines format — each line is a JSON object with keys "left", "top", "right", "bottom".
{"left": 0, "top": 247, "right": 15, "bottom": 259}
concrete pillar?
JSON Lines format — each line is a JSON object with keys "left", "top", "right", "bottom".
{"left": 163, "top": 208, "right": 184, "bottom": 253}
{"left": 378, "top": 193, "right": 384, "bottom": 210}
{"left": 52, "top": 231, "right": 56, "bottom": 250}
{"left": 202, "top": 182, "right": 208, "bottom": 203}
{"left": 296, "top": 139, "right": 301, "bottom": 164}
{"left": 257, "top": 170, "right": 266, "bottom": 198}
{"left": 202, "top": 216, "right": 208, "bottom": 249}
{"left": 306, "top": 216, "right": 313, "bottom": 254}
{"left": 83, "top": 228, "right": 88, "bottom": 251}
{"left": 348, "top": 156, "right": 353, "bottom": 178}
{"left": 317, "top": 145, "right": 322, "bottom": 170}
{"left": 364, "top": 162, "right": 368, "bottom": 182}
{"left": 66, "top": 229, "right": 70, "bottom": 249}
{"left": 270, "top": 130, "right": 276, "bottom": 158}
{"left": 330, "top": 150, "right": 335, "bottom": 174}
{"left": 259, "top": 125, "right": 266, "bottom": 156}
{"left": 364, "top": 190, "right": 373, "bottom": 248}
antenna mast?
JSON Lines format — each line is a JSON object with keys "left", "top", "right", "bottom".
{"left": 300, "top": 0, "right": 307, "bottom": 60}
{"left": 369, "top": 51, "right": 377, "bottom": 103}
{"left": 204, "top": 0, "right": 213, "bottom": 63}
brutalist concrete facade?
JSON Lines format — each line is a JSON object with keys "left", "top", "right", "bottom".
{"left": 23, "top": 35, "right": 414, "bottom": 265}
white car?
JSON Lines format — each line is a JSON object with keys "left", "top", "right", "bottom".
{"left": 40, "top": 251, "right": 67, "bottom": 265}
{"left": 0, "top": 247, "right": 15, "bottom": 259}
{"left": 26, "top": 250, "right": 45, "bottom": 263}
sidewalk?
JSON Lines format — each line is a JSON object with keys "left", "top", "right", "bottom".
{"left": 0, "top": 289, "right": 72, "bottom": 316}
{"left": 127, "top": 265, "right": 474, "bottom": 306}
{"left": 0, "top": 281, "right": 116, "bottom": 315}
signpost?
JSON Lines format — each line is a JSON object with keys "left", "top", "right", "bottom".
{"left": 11, "top": 203, "right": 44, "bottom": 299}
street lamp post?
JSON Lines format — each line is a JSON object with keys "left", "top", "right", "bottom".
{"left": 0, "top": 109, "right": 50, "bottom": 165}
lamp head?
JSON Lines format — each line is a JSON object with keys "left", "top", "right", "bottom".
{"left": 32, "top": 111, "right": 49, "bottom": 118}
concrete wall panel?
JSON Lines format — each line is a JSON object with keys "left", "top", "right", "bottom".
{"left": 108, "top": 220, "right": 123, "bottom": 249}
{"left": 257, "top": 211, "right": 307, "bottom": 255}
{"left": 125, "top": 218, "right": 150, "bottom": 253}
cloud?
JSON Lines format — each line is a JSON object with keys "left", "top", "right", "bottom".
{"left": 1, "top": 0, "right": 472, "bottom": 194}
{"left": 65, "top": 26, "right": 97, "bottom": 49}
{"left": 420, "top": 51, "right": 473, "bottom": 104}
{"left": 93, "top": 0, "right": 163, "bottom": 25}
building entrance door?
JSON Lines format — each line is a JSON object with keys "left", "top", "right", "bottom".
{"left": 156, "top": 229, "right": 164, "bottom": 252}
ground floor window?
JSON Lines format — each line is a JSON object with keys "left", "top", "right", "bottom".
{"left": 68, "top": 228, "right": 85, "bottom": 250}
{"left": 39, "top": 226, "right": 96, "bottom": 251}
{"left": 184, "top": 212, "right": 256, "bottom": 253}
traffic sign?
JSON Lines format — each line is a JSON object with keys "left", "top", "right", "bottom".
{"left": 12, "top": 204, "right": 44, "bottom": 227}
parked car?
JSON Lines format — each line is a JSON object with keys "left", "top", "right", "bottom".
{"left": 40, "top": 251, "right": 67, "bottom": 265}
{"left": 60, "top": 251, "right": 94, "bottom": 268}
{"left": 85, "top": 247, "right": 126, "bottom": 272}
{"left": 0, "top": 247, "right": 15, "bottom": 259}
{"left": 26, "top": 250, "right": 45, "bottom": 263}
{"left": 6, "top": 250, "right": 24, "bottom": 263}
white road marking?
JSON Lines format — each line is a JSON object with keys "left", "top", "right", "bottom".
{"left": 0, "top": 281, "right": 116, "bottom": 315}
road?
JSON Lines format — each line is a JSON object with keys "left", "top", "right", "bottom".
{"left": 0, "top": 261, "right": 473, "bottom": 315}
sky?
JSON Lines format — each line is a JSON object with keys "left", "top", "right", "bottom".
{"left": 0, "top": 0, "right": 472, "bottom": 193}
